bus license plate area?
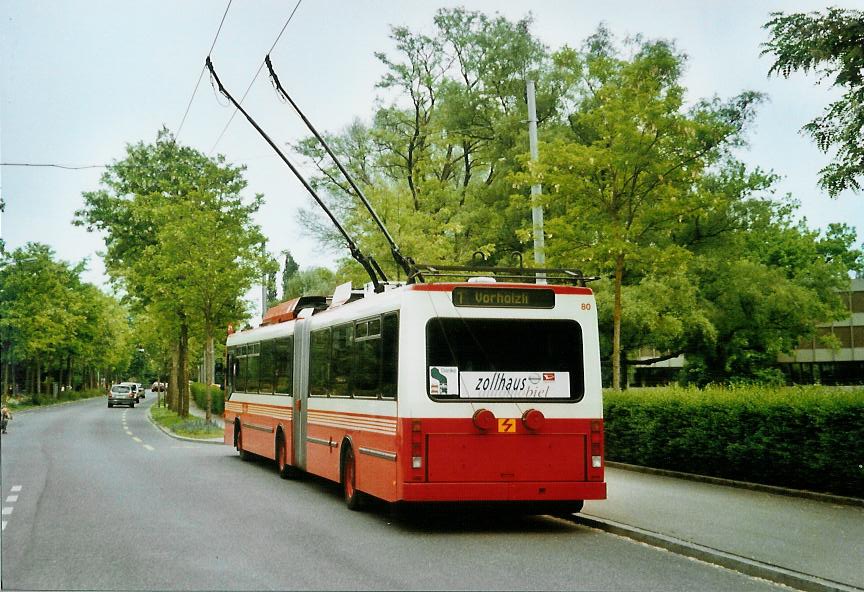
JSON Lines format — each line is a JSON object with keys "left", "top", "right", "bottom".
{"left": 426, "top": 434, "right": 586, "bottom": 482}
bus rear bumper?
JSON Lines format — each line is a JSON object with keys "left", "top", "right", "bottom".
{"left": 401, "top": 481, "right": 606, "bottom": 502}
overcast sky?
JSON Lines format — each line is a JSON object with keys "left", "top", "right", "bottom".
{"left": 2, "top": 0, "right": 862, "bottom": 295}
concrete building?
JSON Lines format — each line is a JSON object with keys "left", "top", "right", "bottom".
{"left": 777, "top": 277, "right": 864, "bottom": 385}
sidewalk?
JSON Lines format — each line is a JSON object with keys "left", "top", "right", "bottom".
{"left": 581, "top": 467, "right": 864, "bottom": 591}
{"left": 187, "top": 394, "right": 225, "bottom": 429}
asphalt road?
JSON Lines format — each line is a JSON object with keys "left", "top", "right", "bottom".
{"left": 1, "top": 395, "right": 788, "bottom": 591}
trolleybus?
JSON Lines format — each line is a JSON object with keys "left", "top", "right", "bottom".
{"left": 224, "top": 278, "right": 606, "bottom": 513}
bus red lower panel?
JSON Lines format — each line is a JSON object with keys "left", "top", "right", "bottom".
{"left": 427, "top": 434, "right": 585, "bottom": 482}
{"left": 402, "top": 481, "right": 606, "bottom": 502}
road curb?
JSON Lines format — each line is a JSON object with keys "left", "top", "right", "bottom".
{"left": 146, "top": 406, "right": 225, "bottom": 445}
{"left": 606, "top": 461, "right": 864, "bottom": 508}
{"left": 570, "top": 514, "right": 863, "bottom": 592}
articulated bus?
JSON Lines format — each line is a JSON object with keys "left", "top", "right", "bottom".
{"left": 224, "top": 280, "right": 606, "bottom": 512}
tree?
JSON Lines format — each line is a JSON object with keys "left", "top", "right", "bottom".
{"left": 520, "top": 30, "right": 765, "bottom": 389}
{"left": 76, "top": 129, "right": 269, "bottom": 418}
{"left": 282, "top": 267, "right": 339, "bottom": 299}
{"left": 763, "top": 7, "right": 864, "bottom": 195}
{"left": 0, "top": 243, "right": 132, "bottom": 398}
{"left": 293, "top": 8, "right": 556, "bottom": 281}
{"left": 280, "top": 250, "right": 300, "bottom": 297}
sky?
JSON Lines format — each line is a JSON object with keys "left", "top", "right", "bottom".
{"left": 2, "top": 0, "right": 862, "bottom": 299}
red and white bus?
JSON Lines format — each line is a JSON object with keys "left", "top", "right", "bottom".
{"left": 224, "top": 279, "right": 606, "bottom": 512}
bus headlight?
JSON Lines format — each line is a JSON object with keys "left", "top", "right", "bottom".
{"left": 412, "top": 456, "right": 422, "bottom": 469}
{"left": 592, "top": 455, "right": 602, "bottom": 468}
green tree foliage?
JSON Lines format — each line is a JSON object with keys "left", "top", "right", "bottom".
{"left": 0, "top": 243, "right": 131, "bottom": 399}
{"left": 280, "top": 250, "right": 300, "bottom": 297}
{"left": 520, "top": 30, "right": 766, "bottom": 388}
{"left": 76, "top": 129, "right": 270, "bottom": 418}
{"left": 294, "top": 8, "right": 556, "bottom": 283}
{"left": 282, "top": 267, "right": 339, "bottom": 299}
{"left": 763, "top": 7, "right": 864, "bottom": 195}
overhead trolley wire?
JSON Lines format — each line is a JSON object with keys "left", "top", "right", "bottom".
{"left": 175, "top": 0, "right": 233, "bottom": 142}
{"left": 207, "top": 0, "right": 303, "bottom": 156}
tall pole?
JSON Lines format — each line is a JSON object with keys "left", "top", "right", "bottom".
{"left": 526, "top": 80, "right": 546, "bottom": 284}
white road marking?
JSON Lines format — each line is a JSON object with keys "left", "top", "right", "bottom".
{"left": 2, "top": 507, "right": 13, "bottom": 516}
{"left": 6, "top": 495, "right": 18, "bottom": 503}
{"left": 1, "top": 520, "right": 6, "bottom": 531}
{"left": 11, "top": 486, "right": 22, "bottom": 492}
{"left": 143, "top": 444, "right": 154, "bottom": 451}
{"left": 126, "top": 431, "right": 133, "bottom": 436}
{"left": 132, "top": 437, "right": 142, "bottom": 443}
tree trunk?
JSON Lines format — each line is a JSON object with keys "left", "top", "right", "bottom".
{"left": 169, "top": 341, "right": 180, "bottom": 413}
{"left": 179, "top": 320, "right": 189, "bottom": 418}
{"left": 205, "top": 332, "right": 214, "bottom": 424}
{"left": 2, "top": 358, "right": 9, "bottom": 404}
{"left": 36, "top": 358, "right": 42, "bottom": 396}
{"left": 612, "top": 253, "right": 625, "bottom": 391}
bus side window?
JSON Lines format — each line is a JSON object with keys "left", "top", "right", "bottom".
{"left": 237, "top": 352, "right": 248, "bottom": 394}
{"left": 259, "top": 341, "right": 275, "bottom": 395}
{"left": 246, "top": 346, "right": 260, "bottom": 394}
{"left": 381, "top": 313, "right": 399, "bottom": 399}
{"left": 331, "top": 324, "right": 353, "bottom": 397}
{"left": 310, "top": 329, "right": 330, "bottom": 397}
{"left": 354, "top": 320, "right": 380, "bottom": 398}
{"left": 226, "top": 350, "right": 235, "bottom": 396}
{"left": 274, "top": 337, "right": 293, "bottom": 395}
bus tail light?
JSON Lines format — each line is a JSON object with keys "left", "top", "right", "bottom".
{"left": 411, "top": 420, "right": 423, "bottom": 471}
{"left": 472, "top": 409, "right": 496, "bottom": 431}
{"left": 521, "top": 409, "right": 545, "bottom": 431}
{"left": 590, "top": 419, "right": 603, "bottom": 470}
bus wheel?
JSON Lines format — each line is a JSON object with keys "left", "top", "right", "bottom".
{"left": 342, "top": 446, "right": 365, "bottom": 511}
{"left": 276, "top": 433, "right": 296, "bottom": 479}
{"left": 237, "top": 426, "right": 251, "bottom": 462}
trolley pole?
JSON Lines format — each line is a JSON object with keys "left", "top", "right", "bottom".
{"left": 527, "top": 80, "right": 546, "bottom": 284}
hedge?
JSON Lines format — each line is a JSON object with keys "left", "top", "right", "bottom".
{"left": 190, "top": 382, "right": 225, "bottom": 416}
{"left": 603, "top": 385, "right": 864, "bottom": 497}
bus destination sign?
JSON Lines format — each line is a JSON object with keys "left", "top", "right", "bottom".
{"left": 452, "top": 287, "right": 555, "bottom": 309}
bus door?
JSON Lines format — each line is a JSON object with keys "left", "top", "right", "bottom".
{"left": 291, "top": 308, "right": 314, "bottom": 471}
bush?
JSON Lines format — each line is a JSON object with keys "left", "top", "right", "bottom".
{"left": 604, "top": 385, "right": 864, "bottom": 497}
{"left": 190, "top": 382, "right": 224, "bottom": 416}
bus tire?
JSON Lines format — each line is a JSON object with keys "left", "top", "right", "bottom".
{"left": 341, "top": 445, "right": 365, "bottom": 511}
{"left": 237, "top": 425, "right": 251, "bottom": 462}
{"left": 276, "top": 432, "right": 296, "bottom": 479}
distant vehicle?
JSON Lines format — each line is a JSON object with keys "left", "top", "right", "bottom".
{"left": 108, "top": 384, "right": 136, "bottom": 408}
{"left": 118, "top": 382, "right": 141, "bottom": 403}
{"left": 150, "top": 381, "right": 167, "bottom": 393}
{"left": 135, "top": 383, "right": 145, "bottom": 398}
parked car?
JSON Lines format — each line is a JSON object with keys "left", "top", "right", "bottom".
{"left": 108, "top": 384, "right": 136, "bottom": 408}
{"left": 119, "top": 382, "right": 141, "bottom": 403}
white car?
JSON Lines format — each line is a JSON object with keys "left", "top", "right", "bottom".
{"left": 108, "top": 384, "right": 136, "bottom": 408}
{"left": 119, "top": 382, "right": 141, "bottom": 403}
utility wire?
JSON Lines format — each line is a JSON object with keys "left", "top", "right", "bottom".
{"left": 207, "top": 0, "right": 303, "bottom": 156}
{"left": 175, "top": 0, "right": 233, "bottom": 142}
{"left": 0, "top": 162, "right": 106, "bottom": 170}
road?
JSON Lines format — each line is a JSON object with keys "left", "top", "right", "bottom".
{"left": 2, "top": 395, "right": 789, "bottom": 591}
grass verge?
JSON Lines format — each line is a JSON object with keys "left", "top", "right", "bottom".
{"left": 150, "top": 404, "right": 223, "bottom": 439}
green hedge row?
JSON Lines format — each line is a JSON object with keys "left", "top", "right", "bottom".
{"left": 603, "top": 386, "right": 864, "bottom": 497}
{"left": 190, "top": 382, "right": 225, "bottom": 416}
